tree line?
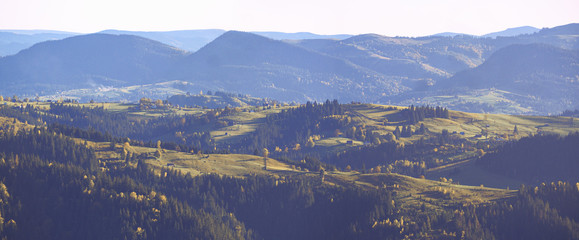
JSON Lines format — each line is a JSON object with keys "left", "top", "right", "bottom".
{"left": 477, "top": 132, "right": 579, "bottom": 183}
{"left": 402, "top": 105, "right": 450, "bottom": 125}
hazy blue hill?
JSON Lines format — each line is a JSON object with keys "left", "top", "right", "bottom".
{"left": 343, "top": 34, "right": 491, "bottom": 74}
{"left": 173, "top": 31, "right": 406, "bottom": 102}
{"left": 295, "top": 24, "right": 579, "bottom": 88}
{"left": 251, "top": 31, "right": 352, "bottom": 40}
{"left": 99, "top": 29, "right": 225, "bottom": 52}
{"left": 431, "top": 26, "right": 540, "bottom": 39}
{"left": 0, "top": 30, "right": 78, "bottom": 35}
{"left": 98, "top": 30, "right": 350, "bottom": 52}
{"left": 536, "top": 23, "right": 579, "bottom": 36}
{"left": 0, "top": 31, "right": 76, "bottom": 56}
{"left": 482, "top": 26, "right": 539, "bottom": 38}
{"left": 431, "top": 32, "right": 471, "bottom": 37}
{"left": 0, "top": 34, "right": 187, "bottom": 94}
{"left": 447, "top": 44, "right": 579, "bottom": 89}
{"left": 443, "top": 43, "right": 579, "bottom": 112}
{"left": 295, "top": 33, "right": 494, "bottom": 90}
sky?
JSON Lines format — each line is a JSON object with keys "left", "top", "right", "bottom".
{"left": 1, "top": 0, "right": 578, "bottom": 36}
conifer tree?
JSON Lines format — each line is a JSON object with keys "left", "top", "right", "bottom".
{"left": 394, "top": 126, "right": 401, "bottom": 138}
{"left": 262, "top": 148, "right": 269, "bottom": 170}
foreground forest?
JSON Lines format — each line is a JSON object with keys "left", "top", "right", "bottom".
{"left": 0, "top": 98, "right": 578, "bottom": 239}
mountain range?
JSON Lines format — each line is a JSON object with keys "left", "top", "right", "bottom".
{"left": 481, "top": 26, "right": 539, "bottom": 38}
{"left": 431, "top": 26, "right": 539, "bottom": 38}
{"left": 0, "top": 29, "right": 353, "bottom": 56}
{"left": 0, "top": 25, "right": 553, "bottom": 56}
{"left": 441, "top": 44, "right": 579, "bottom": 114}
{"left": 0, "top": 30, "right": 76, "bottom": 56}
{"left": 0, "top": 24, "right": 578, "bottom": 114}
{"left": 170, "top": 31, "right": 405, "bottom": 102}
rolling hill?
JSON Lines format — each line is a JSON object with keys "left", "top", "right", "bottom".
{"left": 296, "top": 24, "right": 579, "bottom": 84}
{"left": 0, "top": 30, "right": 77, "bottom": 57}
{"left": 446, "top": 44, "right": 579, "bottom": 89}
{"left": 252, "top": 31, "right": 352, "bottom": 40}
{"left": 440, "top": 44, "right": 579, "bottom": 114}
{"left": 171, "top": 31, "right": 407, "bottom": 102}
{"left": 481, "top": 26, "right": 539, "bottom": 38}
{"left": 1, "top": 97, "right": 579, "bottom": 239}
{"left": 295, "top": 34, "right": 491, "bottom": 84}
{"left": 0, "top": 34, "right": 187, "bottom": 95}
{"left": 99, "top": 29, "right": 225, "bottom": 52}
{"left": 0, "top": 29, "right": 352, "bottom": 57}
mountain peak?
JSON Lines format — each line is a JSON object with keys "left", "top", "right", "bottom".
{"left": 0, "top": 33, "right": 187, "bottom": 93}
{"left": 251, "top": 31, "right": 352, "bottom": 40}
{"left": 212, "top": 30, "right": 274, "bottom": 43}
{"left": 431, "top": 32, "right": 471, "bottom": 37}
{"left": 23, "top": 33, "right": 185, "bottom": 53}
{"left": 175, "top": 29, "right": 403, "bottom": 102}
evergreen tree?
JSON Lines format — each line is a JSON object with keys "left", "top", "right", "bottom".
{"left": 394, "top": 126, "right": 401, "bottom": 138}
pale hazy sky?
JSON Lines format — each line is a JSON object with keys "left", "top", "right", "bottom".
{"left": 1, "top": 0, "right": 578, "bottom": 36}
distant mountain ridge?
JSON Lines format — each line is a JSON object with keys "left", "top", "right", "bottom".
{"left": 442, "top": 43, "right": 579, "bottom": 113}
{"left": 0, "top": 30, "right": 78, "bottom": 35}
{"left": 481, "top": 26, "right": 539, "bottom": 38}
{"left": 0, "top": 25, "right": 553, "bottom": 57}
{"left": 0, "top": 29, "right": 353, "bottom": 56}
{"left": 447, "top": 43, "right": 579, "bottom": 90}
{"left": 387, "top": 42, "right": 579, "bottom": 115}
{"left": 171, "top": 31, "right": 405, "bottom": 102}
{"left": 0, "top": 31, "right": 77, "bottom": 56}
{"left": 430, "top": 26, "right": 539, "bottom": 38}
{"left": 295, "top": 33, "right": 490, "bottom": 80}
{"left": 536, "top": 23, "right": 579, "bottom": 36}
{"left": 252, "top": 31, "right": 352, "bottom": 40}
{"left": 99, "top": 30, "right": 353, "bottom": 52}
{"left": 99, "top": 29, "right": 225, "bottom": 52}
{"left": 0, "top": 34, "right": 187, "bottom": 94}
{"left": 431, "top": 32, "right": 472, "bottom": 37}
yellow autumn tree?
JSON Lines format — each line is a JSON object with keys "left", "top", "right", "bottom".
{"left": 158, "top": 194, "right": 167, "bottom": 204}
{"left": 293, "top": 143, "right": 301, "bottom": 151}
{"left": 347, "top": 126, "right": 356, "bottom": 138}
{"left": 306, "top": 136, "right": 315, "bottom": 148}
